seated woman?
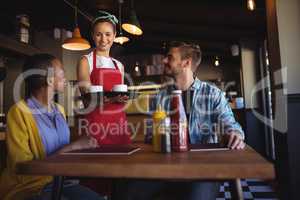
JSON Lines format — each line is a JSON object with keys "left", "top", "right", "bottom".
{"left": 0, "top": 54, "right": 103, "bottom": 200}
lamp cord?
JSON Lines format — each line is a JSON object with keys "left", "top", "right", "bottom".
{"left": 131, "top": 0, "right": 134, "bottom": 9}
{"left": 118, "top": 0, "right": 123, "bottom": 34}
{"left": 75, "top": 0, "right": 78, "bottom": 27}
{"left": 63, "top": 0, "right": 93, "bottom": 22}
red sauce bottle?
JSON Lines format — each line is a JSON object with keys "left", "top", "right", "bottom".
{"left": 170, "top": 90, "right": 188, "bottom": 152}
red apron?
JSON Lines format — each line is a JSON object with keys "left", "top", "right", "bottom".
{"left": 85, "top": 50, "right": 131, "bottom": 145}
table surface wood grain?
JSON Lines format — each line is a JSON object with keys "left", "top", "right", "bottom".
{"left": 17, "top": 144, "right": 275, "bottom": 180}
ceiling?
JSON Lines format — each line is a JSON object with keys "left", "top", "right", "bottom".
{"left": 0, "top": 0, "right": 267, "bottom": 57}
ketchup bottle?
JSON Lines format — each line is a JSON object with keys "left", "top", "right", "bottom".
{"left": 170, "top": 90, "right": 188, "bottom": 152}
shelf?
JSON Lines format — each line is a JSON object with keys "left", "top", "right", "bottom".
{"left": 128, "top": 74, "right": 163, "bottom": 85}
{"left": 0, "top": 34, "right": 41, "bottom": 56}
{"left": 136, "top": 75, "right": 163, "bottom": 78}
{"left": 128, "top": 84, "right": 162, "bottom": 91}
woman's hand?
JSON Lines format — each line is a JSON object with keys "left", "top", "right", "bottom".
{"left": 104, "top": 94, "right": 129, "bottom": 103}
{"left": 57, "top": 136, "right": 99, "bottom": 154}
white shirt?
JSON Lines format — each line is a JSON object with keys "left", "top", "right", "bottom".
{"left": 83, "top": 51, "right": 124, "bottom": 75}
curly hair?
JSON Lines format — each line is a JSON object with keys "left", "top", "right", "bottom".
{"left": 22, "top": 53, "right": 56, "bottom": 98}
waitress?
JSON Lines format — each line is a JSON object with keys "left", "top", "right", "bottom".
{"left": 77, "top": 11, "right": 131, "bottom": 145}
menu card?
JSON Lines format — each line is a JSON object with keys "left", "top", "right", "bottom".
{"left": 189, "top": 143, "right": 229, "bottom": 152}
{"left": 62, "top": 145, "right": 141, "bottom": 155}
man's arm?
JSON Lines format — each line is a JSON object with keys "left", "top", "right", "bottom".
{"left": 214, "top": 91, "right": 245, "bottom": 150}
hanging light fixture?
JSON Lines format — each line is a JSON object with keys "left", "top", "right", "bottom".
{"left": 214, "top": 56, "right": 220, "bottom": 67}
{"left": 122, "top": 0, "right": 143, "bottom": 36}
{"left": 114, "top": 0, "right": 130, "bottom": 45}
{"left": 247, "top": 0, "right": 256, "bottom": 11}
{"left": 62, "top": 0, "right": 91, "bottom": 51}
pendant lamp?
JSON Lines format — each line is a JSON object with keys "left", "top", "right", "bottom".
{"left": 122, "top": 0, "right": 143, "bottom": 36}
{"left": 247, "top": 0, "right": 256, "bottom": 11}
{"left": 214, "top": 56, "right": 220, "bottom": 67}
{"left": 62, "top": 0, "right": 91, "bottom": 51}
{"left": 114, "top": 0, "right": 130, "bottom": 45}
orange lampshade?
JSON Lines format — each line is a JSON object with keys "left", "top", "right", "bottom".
{"left": 62, "top": 27, "right": 91, "bottom": 51}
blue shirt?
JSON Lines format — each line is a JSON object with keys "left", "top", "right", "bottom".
{"left": 27, "top": 97, "right": 70, "bottom": 155}
{"left": 153, "top": 78, "right": 244, "bottom": 144}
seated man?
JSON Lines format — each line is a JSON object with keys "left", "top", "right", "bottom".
{"left": 155, "top": 41, "right": 244, "bottom": 147}
{"left": 113, "top": 42, "right": 245, "bottom": 200}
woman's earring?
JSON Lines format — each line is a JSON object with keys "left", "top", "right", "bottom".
{"left": 47, "top": 77, "right": 54, "bottom": 87}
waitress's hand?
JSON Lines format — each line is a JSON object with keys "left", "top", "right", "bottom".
{"left": 104, "top": 95, "right": 129, "bottom": 103}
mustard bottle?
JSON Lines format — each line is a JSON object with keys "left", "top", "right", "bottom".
{"left": 152, "top": 105, "right": 167, "bottom": 152}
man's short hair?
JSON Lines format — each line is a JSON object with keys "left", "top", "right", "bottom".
{"left": 169, "top": 41, "right": 202, "bottom": 71}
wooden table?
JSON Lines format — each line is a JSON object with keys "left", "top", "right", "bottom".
{"left": 17, "top": 144, "right": 275, "bottom": 200}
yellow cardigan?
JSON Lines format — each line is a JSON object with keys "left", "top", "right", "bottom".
{"left": 0, "top": 100, "right": 66, "bottom": 200}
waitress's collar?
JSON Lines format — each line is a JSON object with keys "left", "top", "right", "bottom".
{"left": 94, "top": 49, "right": 110, "bottom": 58}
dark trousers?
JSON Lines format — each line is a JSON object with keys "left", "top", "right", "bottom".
{"left": 27, "top": 181, "right": 104, "bottom": 200}
{"left": 112, "top": 180, "right": 220, "bottom": 200}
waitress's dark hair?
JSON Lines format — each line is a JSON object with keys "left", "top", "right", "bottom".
{"left": 23, "top": 53, "right": 56, "bottom": 98}
{"left": 91, "top": 11, "right": 118, "bottom": 34}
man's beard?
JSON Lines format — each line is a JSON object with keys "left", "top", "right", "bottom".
{"left": 163, "top": 70, "right": 174, "bottom": 78}
{"left": 163, "top": 65, "right": 176, "bottom": 78}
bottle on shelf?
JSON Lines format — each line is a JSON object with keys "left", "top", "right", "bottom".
{"left": 16, "top": 14, "right": 30, "bottom": 44}
{"left": 134, "top": 62, "right": 141, "bottom": 76}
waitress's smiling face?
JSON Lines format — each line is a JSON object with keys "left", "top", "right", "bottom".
{"left": 92, "top": 22, "right": 116, "bottom": 53}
